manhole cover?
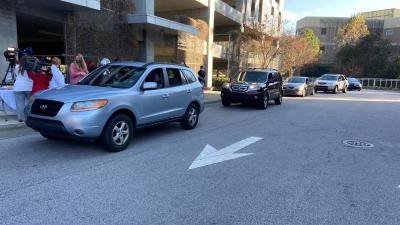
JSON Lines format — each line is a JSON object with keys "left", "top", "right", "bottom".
{"left": 343, "top": 140, "right": 374, "bottom": 148}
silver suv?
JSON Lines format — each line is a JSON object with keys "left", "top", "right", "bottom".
{"left": 26, "top": 62, "right": 205, "bottom": 152}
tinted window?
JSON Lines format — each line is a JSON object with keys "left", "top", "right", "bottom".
{"left": 167, "top": 68, "right": 183, "bottom": 87}
{"left": 237, "top": 71, "right": 268, "bottom": 83}
{"left": 144, "top": 68, "right": 164, "bottom": 89}
{"left": 288, "top": 77, "right": 306, "bottom": 83}
{"left": 78, "top": 65, "right": 145, "bottom": 88}
{"left": 320, "top": 75, "right": 338, "bottom": 81}
{"left": 182, "top": 69, "right": 197, "bottom": 83}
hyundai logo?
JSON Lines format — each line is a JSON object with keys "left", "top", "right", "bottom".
{"left": 40, "top": 105, "right": 48, "bottom": 110}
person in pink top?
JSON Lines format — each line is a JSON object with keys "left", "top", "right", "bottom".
{"left": 69, "top": 54, "right": 89, "bottom": 84}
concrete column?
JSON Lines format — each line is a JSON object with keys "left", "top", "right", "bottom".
{"left": 0, "top": 1, "right": 17, "bottom": 81}
{"left": 254, "top": 0, "right": 260, "bottom": 22}
{"left": 206, "top": 0, "right": 215, "bottom": 88}
{"left": 245, "top": 0, "right": 253, "bottom": 24}
{"left": 133, "top": 0, "right": 155, "bottom": 62}
{"left": 138, "top": 30, "right": 155, "bottom": 62}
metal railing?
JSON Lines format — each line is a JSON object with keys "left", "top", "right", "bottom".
{"left": 358, "top": 78, "right": 400, "bottom": 89}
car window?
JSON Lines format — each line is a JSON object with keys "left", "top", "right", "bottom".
{"left": 182, "top": 69, "right": 197, "bottom": 83}
{"left": 78, "top": 65, "right": 145, "bottom": 88}
{"left": 167, "top": 68, "right": 184, "bottom": 87}
{"left": 144, "top": 68, "right": 164, "bottom": 89}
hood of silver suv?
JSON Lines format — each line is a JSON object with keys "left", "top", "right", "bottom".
{"left": 34, "top": 85, "right": 127, "bottom": 103}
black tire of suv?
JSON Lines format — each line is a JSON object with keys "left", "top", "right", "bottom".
{"left": 40, "top": 132, "right": 58, "bottom": 140}
{"left": 275, "top": 92, "right": 283, "bottom": 105}
{"left": 258, "top": 93, "right": 269, "bottom": 110}
{"left": 181, "top": 104, "right": 199, "bottom": 130}
{"left": 100, "top": 114, "right": 133, "bottom": 152}
{"left": 333, "top": 86, "right": 338, "bottom": 94}
{"left": 222, "top": 98, "right": 231, "bottom": 107}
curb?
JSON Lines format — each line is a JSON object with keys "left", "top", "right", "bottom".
{"left": 0, "top": 122, "right": 27, "bottom": 131}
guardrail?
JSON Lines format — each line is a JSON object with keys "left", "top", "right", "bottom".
{"left": 358, "top": 78, "right": 400, "bottom": 89}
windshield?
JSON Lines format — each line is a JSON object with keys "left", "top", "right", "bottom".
{"left": 288, "top": 77, "right": 306, "bottom": 83}
{"left": 237, "top": 71, "right": 268, "bottom": 83}
{"left": 319, "top": 75, "right": 338, "bottom": 81}
{"left": 78, "top": 65, "right": 146, "bottom": 88}
{"left": 348, "top": 78, "right": 360, "bottom": 83}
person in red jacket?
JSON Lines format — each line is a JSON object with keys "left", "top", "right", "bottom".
{"left": 27, "top": 65, "right": 52, "bottom": 95}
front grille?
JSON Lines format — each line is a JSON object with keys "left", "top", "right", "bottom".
{"left": 231, "top": 85, "right": 248, "bottom": 92}
{"left": 31, "top": 99, "right": 64, "bottom": 117}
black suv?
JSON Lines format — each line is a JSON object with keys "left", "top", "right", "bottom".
{"left": 221, "top": 69, "right": 283, "bottom": 109}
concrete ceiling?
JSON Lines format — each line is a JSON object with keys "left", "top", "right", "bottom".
{"left": 155, "top": 0, "right": 207, "bottom": 12}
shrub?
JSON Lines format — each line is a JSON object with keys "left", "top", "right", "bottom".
{"left": 212, "top": 76, "right": 230, "bottom": 89}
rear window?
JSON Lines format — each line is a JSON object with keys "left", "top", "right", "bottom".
{"left": 182, "top": 69, "right": 197, "bottom": 83}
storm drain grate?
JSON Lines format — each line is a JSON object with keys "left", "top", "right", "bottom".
{"left": 343, "top": 140, "right": 374, "bottom": 148}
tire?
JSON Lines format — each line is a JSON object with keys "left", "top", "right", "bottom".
{"left": 275, "top": 92, "right": 283, "bottom": 105}
{"left": 100, "top": 114, "right": 133, "bottom": 152}
{"left": 40, "top": 132, "right": 59, "bottom": 140}
{"left": 333, "top": 86, "right": 338, "bottom": 94}
{"left": 258, "top": 93, "right": 269, "bottom": 110}
{"left": 222, "top": 98, "right": 231, "bottom": 107}
{"left": 181, "top": 104, "right": 199, "bottom": 130}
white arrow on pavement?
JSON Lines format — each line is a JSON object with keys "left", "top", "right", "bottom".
{"left": 188, "top": 136, "right": 263, "bottom": 170}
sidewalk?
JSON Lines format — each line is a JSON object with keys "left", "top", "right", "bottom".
{"left": 0, "top": 91, "right": 222, "bottom": 131}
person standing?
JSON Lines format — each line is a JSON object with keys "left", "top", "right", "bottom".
{"left": 69, "top": 54, "right": 88, "bottom": 85}
{"left": 49, "top": 57, "right": 65, "bottom": 89}
{"left": 197, "top": 65, "right": 206, "bottom": 86}
{"left": 13, "top": 56, "right": 33, "bottom": 122}
{"left": 28, "top": 63, "right": 52, "bottom": 95}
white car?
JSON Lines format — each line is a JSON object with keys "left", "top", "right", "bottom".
{"left": 314, "top": 74, "right": 348, "bottom": 94}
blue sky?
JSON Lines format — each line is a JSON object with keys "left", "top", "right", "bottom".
{"left": 284, "top": 0, "right": 400, "bottom": 25}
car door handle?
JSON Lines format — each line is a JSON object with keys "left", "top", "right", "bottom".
{"left": 162, "top": 94, "right": 169, "bottom": 99}
{"left": 187, "top": 89, "right": 192, "bottom": 94}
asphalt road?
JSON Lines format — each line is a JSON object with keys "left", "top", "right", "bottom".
{"left": 1, "top": 90, "right": 400, "bottom": 225}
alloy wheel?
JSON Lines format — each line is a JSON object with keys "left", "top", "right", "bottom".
{"left": 112, "top": 121, "right": 129, "bottom": 146}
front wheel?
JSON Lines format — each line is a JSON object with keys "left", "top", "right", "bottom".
{"left": 222, "top": 98, "right": 231, "bottom": 107}
{"left": 100, "top": 114, "right": 133, "bottom": 152}
{"left": 333, "top": 86, "right": 338, "bottom": 94}
{"left": 181, "top": 104, "right": 199, "bottom": 130}
{"left": 275, "top": 92, "right": 283, "bottom": 105}
{"left": 258, "top": 94, "right": 269, "bottom": 110}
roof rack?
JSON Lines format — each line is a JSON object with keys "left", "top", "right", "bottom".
{"left": 247, "top": 67, "right": 278, "bottom": 71}
{"left": 142, "top": 62, "right": 189, "bottom": 68}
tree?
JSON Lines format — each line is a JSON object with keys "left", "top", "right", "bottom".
{"left": 279, "top": 35, "right": 318, "bottom": 76}
{"left": 240, "top": 20, "right": 281, "bottom": 69}
{"left": 301, "top": 28, "right": 320, "bottom": 58}
{"left": 336, "top": 15, "right": 369, "bottom": 47}
{"left": 334, "top": 33, "right": 393, "bottom": 77}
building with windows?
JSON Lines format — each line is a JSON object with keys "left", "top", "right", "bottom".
{"left": 296, "top": 8, "right": 400, "bottom": 71}
{"left": 0, "top": 0, "right": 285, "bottom": 87}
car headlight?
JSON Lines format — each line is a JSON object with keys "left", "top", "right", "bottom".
{"left": 71, "top": 99, "right": 108, "bottom": 112}
{"left": 248, "top": 85, "right": 260, "bottom": 91}
{"left": 222, "top": 83, "right": 230, "bottom": 89}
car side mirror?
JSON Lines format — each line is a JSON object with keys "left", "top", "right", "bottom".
{"left": 142, "top": 82, "right": 158, "bottom": 90}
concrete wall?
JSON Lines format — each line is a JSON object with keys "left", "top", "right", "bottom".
{"left": 0, "top": 0, "right": 17, "bottom": 82}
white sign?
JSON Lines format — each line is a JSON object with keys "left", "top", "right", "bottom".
{"left": 188, "top": 136, "right": 263, "bottom": 170}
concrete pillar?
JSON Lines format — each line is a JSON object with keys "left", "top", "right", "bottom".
{"left": 245, "top": 0, "right": 253, "bottom": 24}
{"left": 133, "top": 0, "right": 155, "bottom": 62}
{"left": 0, "top": 1, "right": 17, "bottom": 81}
{"left": 138, "top": 30, "right": 155, "bottom": 62}
{"left": 254, "top": 0, "right": 260, "bottom": 22}
{"left": 206, "top": 0, "right": 215, "bottom": 88}
{"left": 235, "top": 0, "right": 246, "bottom": 26}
